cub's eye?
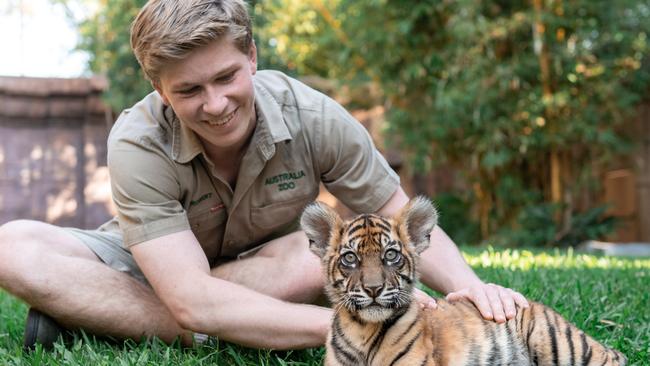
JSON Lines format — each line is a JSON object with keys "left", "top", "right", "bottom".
{"left": 340, "top": 252, "right": 358, "bottom": 268}
{"left": 384, "top": 249, "right": 401, "bottom": 265}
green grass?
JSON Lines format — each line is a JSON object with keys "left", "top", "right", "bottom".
{"left": 0, "top": 247, "right": 648, "bottom": 365}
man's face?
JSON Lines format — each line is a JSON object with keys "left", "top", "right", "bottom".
{"left": 155, "top": 37, "right": 258, "bottom": 152}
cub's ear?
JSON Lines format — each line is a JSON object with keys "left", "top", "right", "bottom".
{"left": 300, "top": 202, "right": 342, "bottom": 258}
{"left": 396, "top": 196, "right": 438, "bottom": 254}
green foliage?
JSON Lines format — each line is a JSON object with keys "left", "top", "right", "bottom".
{"left": 435, "top": 191, "right": 617, "bottom": 248}
{"left": 253, "top": 0, "right": 339, "bottom": 77}
{"left": 433, "top": 192, "right": 480, "bottom": 246}
{"left": 257, "top": 0, "right": 650, "bottom": 246}
{"left": 77, "top": 0, "right": 151, "bottom": 112}
{"left": 495, "top": 203, "right": 617, "bottom": 247}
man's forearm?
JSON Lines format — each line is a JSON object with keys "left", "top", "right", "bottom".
{"left": 176, "top": 276, "right": 330, "bottom": 349}
{"left": 208, "top": 297, "right": 331, "bottom": 349}
{"left": 418, "top": 226, "right": 482, "bottom": 295}
{"left": 133, "top": 231, "right": 331, "bottom": 349}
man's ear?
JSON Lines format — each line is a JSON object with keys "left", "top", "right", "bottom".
{"left": 248, "top": 41, "right": 258, "bottom": 75}
{"left": 300, "top": 202, "right": 342, "bottom": 258}
{"left": 152, "top": 81, "right": 171, "bottom": 106}
{"left": 396, "top": 196, "right": 438, "bottom": 254}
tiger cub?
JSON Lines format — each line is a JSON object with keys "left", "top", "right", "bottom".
{"left": 300, "top": 197, "right": 627, "bottom": 366}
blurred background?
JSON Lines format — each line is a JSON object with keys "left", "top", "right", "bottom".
{"left": 1, "top": 0, "right": 649, "bottom": 250}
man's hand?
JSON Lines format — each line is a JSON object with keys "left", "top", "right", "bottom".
{"left": 445, "top": 283, "right": 529, "bottom": 323}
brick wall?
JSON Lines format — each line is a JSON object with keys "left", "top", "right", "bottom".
{"left": 0, "top": 76, "right": 116, "bottom": 229}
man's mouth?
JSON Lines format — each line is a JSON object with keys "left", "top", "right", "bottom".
{"left": 207, "top": 108, "right": 237, "bottom": 126}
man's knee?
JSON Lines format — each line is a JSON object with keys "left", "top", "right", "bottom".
{"left": 0, "top": 220, "right": 97, "bottom": 299}
{"left": 0, "top": 220, "right": 96, "bottom": 265}
{"left": 0, "top": 220, "right": 47, "bottom": 291}
{"left": 0, "top": 220, "right": 40, "bottom": 255}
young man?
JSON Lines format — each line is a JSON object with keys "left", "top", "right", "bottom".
{"left": 0, "top": 0, "right": 527, "bottom": 350}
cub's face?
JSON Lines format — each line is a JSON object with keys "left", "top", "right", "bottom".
{"left": 323, "top": 213, "right": 418, "bottom": 322}
{"left": 301, "top": 197, "right": 437, "bottom": 323}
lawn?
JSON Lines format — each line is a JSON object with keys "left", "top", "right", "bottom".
{"left": 0, "top": 247, "right": 648, "bottom": 365}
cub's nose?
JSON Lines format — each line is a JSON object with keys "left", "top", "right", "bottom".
{"left": 363, "top": 284, "right": 384, "bottom": 298}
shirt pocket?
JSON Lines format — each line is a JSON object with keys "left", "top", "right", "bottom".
{"left": 187, "top": 204, "right": 227, "bottom": 261}
{"left": 250, "top": 191, "right": 317, "bottom": 231}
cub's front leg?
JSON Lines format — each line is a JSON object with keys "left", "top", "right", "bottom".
{"left": 324, "top": 350, "right": 345, "bottom": 366}
{"left": 324, "top": 334, "right": 364, "bottom": 366}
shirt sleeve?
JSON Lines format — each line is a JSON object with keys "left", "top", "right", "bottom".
{"left": 108, "top": 137, "right": 190, "bottom": 247}
{"left": 313, "top": 96, "right": 400, "bottom": 213}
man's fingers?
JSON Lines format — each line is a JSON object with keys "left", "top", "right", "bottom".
{"left": 414, "top": 288, "right": 438, "bottom": 309}
{"left": 446, "top": 284, "right": 528, "bottom": 323}
{"left": 447, "top": 289, "right": 494, "bottom": 321}
{"left": 420, "top": 297, "right": 438, "bottom": 310}
{"left": 511, "top": 290, "right": 530, "bottom": 309}
{"left": 485, "top": 285, "right": 506, "bottom": 323}
{"left": 500, "top": 287, "right": 517, "bottom": 320}
{"left": 445, "top": 288, "right": 468, "bottom": 302}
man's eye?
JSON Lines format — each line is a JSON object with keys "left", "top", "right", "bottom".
{"left": 340, "top": 252, "right": 358, "bottom": 267}
{"left": 179, "top": 86, "right": 199, "bottom": 95}
{"left": 384, "top": 249, "right": 401, "bottom": 264}
{"left": 217, "top": 73, "right": 236, "bottom": 83}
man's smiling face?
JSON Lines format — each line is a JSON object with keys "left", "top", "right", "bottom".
{"left": 154, "top": 36, "right": 258, "bottom": 152}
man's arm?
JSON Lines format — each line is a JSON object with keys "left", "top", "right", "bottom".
{"left": 376, "top": 187, "right": 528, "bottom": 323}
{"left": 130, "top": 230, "right": 330, "bottom": 349}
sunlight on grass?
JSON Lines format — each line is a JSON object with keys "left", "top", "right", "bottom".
{"left": 462, "top": 246, "right": 650, "bottom": 271}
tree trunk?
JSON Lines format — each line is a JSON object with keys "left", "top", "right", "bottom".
{"left": 532, "top": 0, "right": 561, "bottom": 205}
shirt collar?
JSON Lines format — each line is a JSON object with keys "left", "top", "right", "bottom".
{"left": 170, "top": 77, "right": 292, "bottom": 164}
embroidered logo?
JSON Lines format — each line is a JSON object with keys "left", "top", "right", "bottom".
{"left": 265, "top": 170, "right": 305, "bottom": 191}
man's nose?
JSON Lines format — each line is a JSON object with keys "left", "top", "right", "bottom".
{"left": 202, "top": 87, "right": 228, "bottom": 115}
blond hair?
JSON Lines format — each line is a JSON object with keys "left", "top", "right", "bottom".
{"left": 131, "top": 0, "right": 253, "bottom": 83}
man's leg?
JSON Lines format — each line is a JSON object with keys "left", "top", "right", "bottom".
{"left": 0, "top": 220, "right": 323, "bottom": 345}
{"left": 0, "top": 222, "right": 325, "bottom": 346}
{"left": 0, "top": 220, "right": 192, "bottom": 345}
{"left": 211, "top": 231, "right": 325, "bottom": 304}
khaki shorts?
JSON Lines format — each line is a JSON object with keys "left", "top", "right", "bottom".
{"left": 64, "top": 227, "right": 148, "bottom": 285}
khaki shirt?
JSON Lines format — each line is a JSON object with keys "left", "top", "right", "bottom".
{"left": 102, "top": 70, "right": 399, "bottom": 265}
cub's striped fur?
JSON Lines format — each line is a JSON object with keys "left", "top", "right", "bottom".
{"left": 301, "top": 197, "right": 626, "bottom": 366}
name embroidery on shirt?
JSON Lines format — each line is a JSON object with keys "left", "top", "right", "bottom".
{"left": 190, "top": 193, "right": 213, "bottom": 206}
{"left": 265, "top": 170, "right": 305, "bottom": 191}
